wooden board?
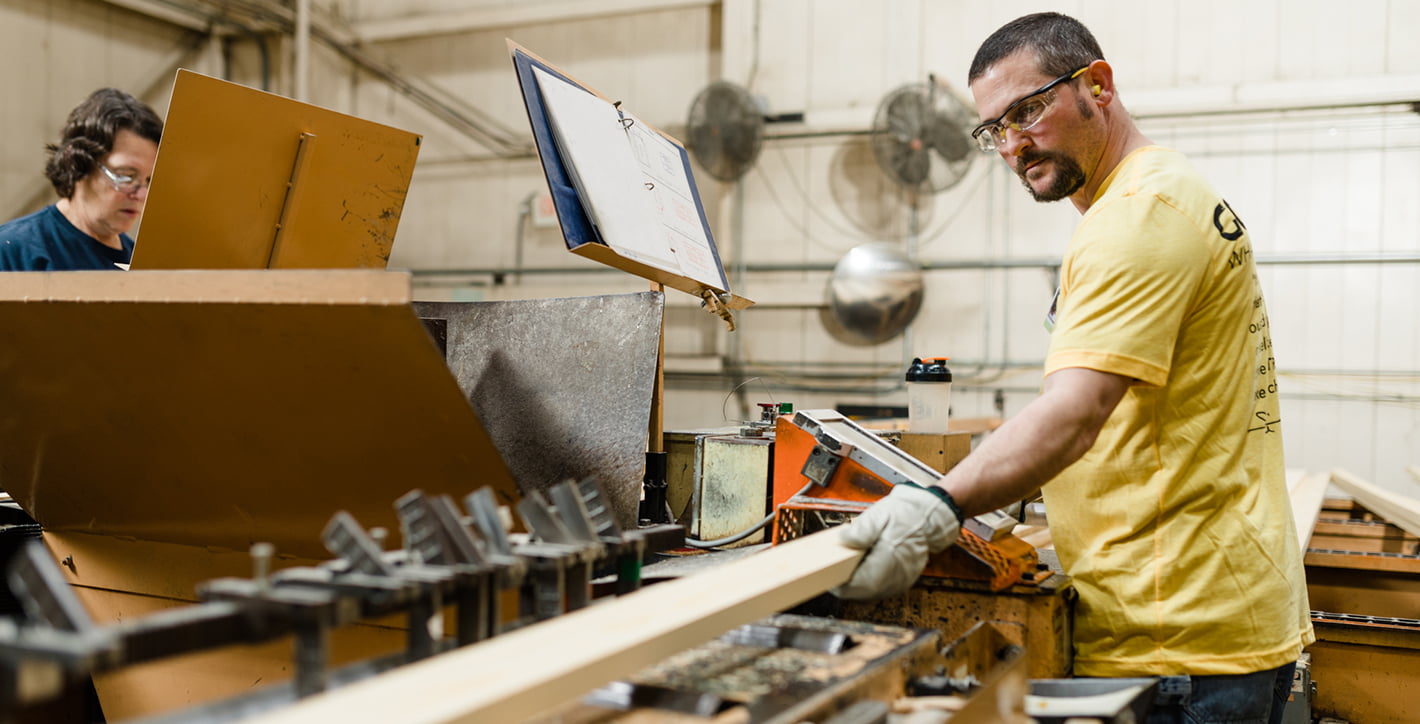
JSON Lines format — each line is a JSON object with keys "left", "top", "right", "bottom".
{"left": 1330, "top": 469, "right": 1420, "bottom": 540}
{"left": 0, "top": 270, "right": 519, "bottom": 561}
{"left": 246, "top": 530, "right": 862, "bottom": 724}
{"left": 897, "top": 431, "right": 972, "bottom": 475}
{"left": 1289, "top": 471, "right": 1331, "bottom": 549}
{"left": 1308, "top": 520, "right": 1418, "bottom": 554}
{"left": 132, "top": 69, "right": 421, "bottom": 270}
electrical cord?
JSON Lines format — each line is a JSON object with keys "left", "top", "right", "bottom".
{"left": 682, "top": 479, "right": 817, "bottom": 550}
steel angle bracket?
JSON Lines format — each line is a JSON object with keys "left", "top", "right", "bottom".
{"left": 464, "top": 487, "right": 528, "bottom": 588}
{"left": 575, "top": 477, "right": 622, "bottom": 539}
{"left": 396, "top": 490, "right": 450, "bottom": 566}
{"left": 7, "top": 543, "right": 99, "bottom": 636}
{"left": 396, "top": 490, "right": 489, "bottom": 567}
{"left": 426, "top": 494, "right": 490, "bottom": 566}
{"left": 720, "top": 622, "right": 853, "bottom": 654}
{"left": 0, "top": 543, "right": 118, "bottom": 670}
{"left": 548, "top": 480, "right": 605, "bottom": 549}
{"left": 323, "top": 511, "right": 396, "bottom": 579}
{"left": 465, "top": 487, "right": 513, "bottom": 556}
{"left": 512, "top": 489, "right": 606, "bottom": 621}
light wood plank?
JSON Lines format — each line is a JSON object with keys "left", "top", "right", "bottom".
{"left": 1012, "top": 524, "right": 1053, "bottom": 551}
{"left": 0, "top": 269, "right": 410, "bottom": 304}
{"left": 1289, "top": 471, "right": 1331, "bottom": 549}
{"left": 246, "top": 530, "right": 862, "bottom": 724}
{"left": 1330, "top": 469, "right": 1420, "bottom": 539}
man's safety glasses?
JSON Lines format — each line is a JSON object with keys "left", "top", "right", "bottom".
{"left": 971, "top": 65, "right": 1089, "bottom": 152}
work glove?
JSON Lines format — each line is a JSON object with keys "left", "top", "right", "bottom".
{"left": 832, "top": 483, "right": 964, "bottom": 600}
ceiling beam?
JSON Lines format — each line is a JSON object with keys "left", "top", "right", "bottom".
{"left": 354, "top": 0, "right": 716, "bottom": 43}
{"left": 97, "top": 0, "right": 211, "bottom": 31}
{"left": 1127, "top": 74, "right": 1420, "bottom": 118}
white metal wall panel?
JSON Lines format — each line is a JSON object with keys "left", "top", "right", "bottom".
{"left": 3, "top": 0, "right": 1418, "bottom": 494}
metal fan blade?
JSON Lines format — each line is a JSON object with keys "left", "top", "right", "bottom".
{"left": 687, "top": 80, "right": 764, "bottom": 182}
{"left": 894, "top": 146, "right": 930, "bottom": 186}
{"left": 690, "top": 130, "right": 728, "bottom": 178}
{"left": 926, "top": 116, "right": 973, "bottom": 164}
{"left": 872, "top": 80, "right": 977, "bottom": 191}
{"left": 886, "top": 93, "right": 928, "bottom": 139}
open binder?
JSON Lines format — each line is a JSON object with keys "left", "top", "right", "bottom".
{"left": 510, "top": 41, "right": 752, "bottom": 312}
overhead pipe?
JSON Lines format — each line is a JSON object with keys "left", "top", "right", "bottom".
{"left": 98, "top": 0, "right": 527, "bottom": 155}
{"left": 294, "top": 0, "right": 310, "bottom": 102}
{"left": 410, "top": 252, "right": 1420, "bottom": 282}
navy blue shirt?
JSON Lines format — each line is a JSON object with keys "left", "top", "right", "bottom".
{"left": 0, "top": 204, "right": 134, "bottom": 271}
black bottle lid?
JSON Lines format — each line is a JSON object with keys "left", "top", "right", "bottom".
{"left": 905, "top": 357, "right": 952, "bottom": 382}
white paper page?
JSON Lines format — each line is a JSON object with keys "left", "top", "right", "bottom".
{"left": 532, "top": 68, "right": 678, "bottom": 271}
{"left": 623, "top": 112, "right": 725, "bottom": 289}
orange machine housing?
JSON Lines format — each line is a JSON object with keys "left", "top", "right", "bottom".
{"left": 770, "top": 412, "right": 1043, "bottom": 592}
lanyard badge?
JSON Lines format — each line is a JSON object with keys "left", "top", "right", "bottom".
{"left": 1044, "top": 286, "right": 1061, "bottom": 332}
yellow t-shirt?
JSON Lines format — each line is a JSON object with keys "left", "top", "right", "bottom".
{"left": 1042, "top": 146, "right": 1314, "bottom": 676}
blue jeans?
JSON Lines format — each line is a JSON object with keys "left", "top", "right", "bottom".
{"left": 1146, "top": 662, "right": 1296, "bottom": 724}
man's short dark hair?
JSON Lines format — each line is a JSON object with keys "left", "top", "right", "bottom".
{"left": 968, "top": 12, "right": 1105, "bottom": 85}
{"left": 43, "top": 88, "right": 164, "bottom": 198}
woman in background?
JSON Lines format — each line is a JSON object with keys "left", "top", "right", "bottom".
{"left": 0, "top": 88, "right": 162, "bottom": 271}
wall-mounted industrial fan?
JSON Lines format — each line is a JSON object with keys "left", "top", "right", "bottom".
{"left": 686, "top": 80, "right": 764, "bottom": 182}
{"left": 870, "top": 74, "right": 976, "bottom": 194}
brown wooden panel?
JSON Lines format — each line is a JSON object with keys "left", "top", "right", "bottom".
{"left": 76, "top": 581, "right": 405, "bottom": 721}
{"left": 42, "top": 530, "right": 521, "bottom": 720}
{"left": 0, "top": 270, "right": 518, "bottom": 561}
{"left": 1305, "top": 563, "right": 1420, "bottom": 618}
{"left": 843, "top": 578, "right": 1074, "bottom": 678}
{"left": 1310, "top": 621, "right": 1420, "bottom": 724}
{"left": 897, "top": 431, "right": 972, "bottom": 475}
{"left": 132, "top": 69, "right": 421, "bottom": 270}
{"left": 1305, "top": 549, "right": 1420, "bottom": 574}
{"left": 1309, "top": 519, "right": 1418, "bottom": 554}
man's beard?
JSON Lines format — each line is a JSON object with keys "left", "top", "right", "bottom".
{"left": 1016, "top": 150, "right": 1086, "bottom": 202}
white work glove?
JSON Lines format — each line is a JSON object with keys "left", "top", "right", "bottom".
{"left": 832, "top": 483, "right": 963, "bottom": 600}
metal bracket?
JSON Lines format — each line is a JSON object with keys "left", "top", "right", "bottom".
{"left": 800, "top": 444, "right": 843, "bottom": 488}
{"left": 465, "top": 487, "right": 514, "bottom": 557}
{"left": 7, "top": 543, "right": 96, "bottom": 636}
{"left": 576, "top": 477, "right": 622, "bottom": 539}
{"left": 719, "top": 623, "right": 854, "bottom": 654}
{"left": 548, "top": 480, "right": 601, "bottom": 545}
{"left": 322, "top": 511, "right": 396, "bottom": 578}
{"left": 517, "top": 490, "right": 576, "bottom": 545}
{"left": 396, "top": 490, "right": 489, "bottom": 566}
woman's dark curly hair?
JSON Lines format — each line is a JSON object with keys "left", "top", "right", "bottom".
{"left": 43, "top": 88, "right": 163, "bottom": 198}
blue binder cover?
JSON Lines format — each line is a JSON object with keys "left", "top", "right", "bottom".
{"left": 509, "top": 41, "right": 740, "bottom": 301}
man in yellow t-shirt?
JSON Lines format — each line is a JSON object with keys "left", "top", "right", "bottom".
{"left": 833, "top": 12, "right": 1313, "bottom": 724}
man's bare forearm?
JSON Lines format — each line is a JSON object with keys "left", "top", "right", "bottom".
{"left": 936, "top": 367, "right": 1131, "bottom": 517}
